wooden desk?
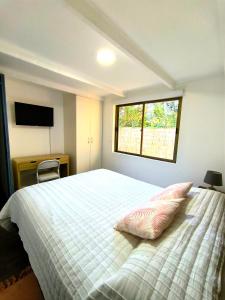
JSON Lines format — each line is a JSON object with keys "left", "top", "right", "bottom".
{"left": 12, "top": 153, "right": 69, "bottom": 190}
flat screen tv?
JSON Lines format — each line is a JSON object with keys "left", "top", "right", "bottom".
{"left": 15, "top": 102, "right": 54, "bottom": 127}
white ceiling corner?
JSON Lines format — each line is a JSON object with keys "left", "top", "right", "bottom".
{"left": 65, "top": 0, "right": 176, "bottom": 89}
{"left": 0, "top": 39, "right": 124, "bottom": 97}
{"left": 92, "top": 0, "right": 224, "bottom": 83}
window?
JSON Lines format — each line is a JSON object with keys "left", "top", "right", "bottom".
{"left": 114, "top": 97, "right": 182, "bottom": 163}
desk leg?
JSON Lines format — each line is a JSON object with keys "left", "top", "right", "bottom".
{"left": 13, "top": 164, "right": 20, "bottom": 190}
{"left": 17, "top": 175, "right": 21, "bottom": 190}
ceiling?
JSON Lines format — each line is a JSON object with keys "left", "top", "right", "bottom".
{"left": 0, "top": 0, "right": 224, "bottom": 99}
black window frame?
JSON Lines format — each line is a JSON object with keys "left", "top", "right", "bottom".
{"left": 114, "top": 97, "right": 182, "bottom": 163}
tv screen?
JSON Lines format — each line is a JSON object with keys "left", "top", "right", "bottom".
{"left": 15, "top": 102, "right": 54, "bottom": 127}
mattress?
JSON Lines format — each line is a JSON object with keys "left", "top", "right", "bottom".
{"left": 0, "top": 169, "right": 224, "bottom": 300}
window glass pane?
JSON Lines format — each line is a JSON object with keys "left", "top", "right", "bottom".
{"left": 117, "top": 104, "right": 143, "bottom": 154}
{"left": 142, "top": 100, "right": 179, "bottom": 160}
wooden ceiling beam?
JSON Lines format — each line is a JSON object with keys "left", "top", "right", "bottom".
{"left": 66, "top": 0, "right": 176, "bottom": 89}
{"left": 0, "top": 39, "right": 124, "bottom": 97}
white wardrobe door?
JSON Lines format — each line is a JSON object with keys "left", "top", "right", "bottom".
{"left": 76, "top": 96, "right": 91, "bottom": 173}
{"left": 90, "top": 100, "right": 102, "bottom": 170}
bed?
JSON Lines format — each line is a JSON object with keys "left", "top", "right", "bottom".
{"left": 0, "top": 169, "right": 224, "bottom": 300}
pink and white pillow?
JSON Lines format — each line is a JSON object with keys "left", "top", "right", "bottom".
{"left": 115, "top": 182, "right": 193, "bottom": 240}
{"left": 150, "top": 182, "right": 193, "bottom": 201}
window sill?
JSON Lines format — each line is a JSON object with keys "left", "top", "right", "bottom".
{"left": 114, "top": 150, "right": 176, "bottom": 163}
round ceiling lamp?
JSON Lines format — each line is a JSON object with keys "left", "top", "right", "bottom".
{"left": 97, "top": 48, "right": 116, "bottom": 66}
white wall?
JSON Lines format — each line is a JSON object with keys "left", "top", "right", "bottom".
{"left": 102, "top": 75, "right": 225, "bottom": 192}
{"left": 6, "top": 77, "right": 64, "bottom": 157}
{"left": 63, "top": 93, "right": 76, "bottom": 174}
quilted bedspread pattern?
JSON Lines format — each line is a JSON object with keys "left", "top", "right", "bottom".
{"left": 0, "top": 169, "right": 225, "bottom": 300}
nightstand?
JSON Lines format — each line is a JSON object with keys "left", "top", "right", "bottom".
{"left": 198, "top": 185, "right": 209, "bottom": 189}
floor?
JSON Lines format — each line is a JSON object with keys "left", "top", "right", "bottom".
{"left": 0, "top": 222, "right": 29, "bottom": 282}
{"left": 0, "top": 271, "right": 44, "bottom": 300}
{"left": 0, "top": 221, "right": 44, "bottom": 299}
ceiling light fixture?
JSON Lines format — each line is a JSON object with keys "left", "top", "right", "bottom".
{"left": 97, "top": 48, "right": 116, "bottom": 66}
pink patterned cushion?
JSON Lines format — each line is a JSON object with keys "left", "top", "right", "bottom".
{"left": 115, "top": 200, "right": 179, "bottom": 239}
{"left": 115, "top": 182, "right": 193, "bottom": 240}
{"left": 150, "top": 182, "right": 193, "bottom": 202}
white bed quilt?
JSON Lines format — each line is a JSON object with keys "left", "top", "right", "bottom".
{"left": 0, "top": 169, "right": 224, "bottom": 300}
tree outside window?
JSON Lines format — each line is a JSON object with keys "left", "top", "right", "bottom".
{"left": 115, "top": 97, "right": 182, "bottom": 162}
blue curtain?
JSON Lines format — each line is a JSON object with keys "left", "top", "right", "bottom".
{"left": 0, "top": 74, "right": 14, "bottom": 208}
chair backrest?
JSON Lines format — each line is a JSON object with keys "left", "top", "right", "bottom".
{"left": 36, "top": 160, "right": 60, "bottom": 184}
{"left": 37, "top": 159, "right": 60, "bottom": 171}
